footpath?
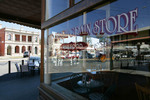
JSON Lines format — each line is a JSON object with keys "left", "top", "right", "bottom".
{"left": 0, "top": 56, "right": 28, "bottom": 76}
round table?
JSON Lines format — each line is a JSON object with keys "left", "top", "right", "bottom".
{"left": 77, "top": 79, "right": 104, "bottom": 88}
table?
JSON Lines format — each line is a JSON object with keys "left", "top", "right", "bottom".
{"left": 77, "top": 79, "right": 104, "bottom": 88}
{"left": 73, "top": 72, "right": 104, "bottom": 94}
{"left": 75, "top": 72, "right": 104, "bottom": 94}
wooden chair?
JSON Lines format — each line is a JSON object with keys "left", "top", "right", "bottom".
{"left": 15, "top": 63, "right": 20, "bottom": 77}
{"left": 20, "top": 65, "right": 29, "bottom": 77}
{"left": 28, "top": 61, "right": 40, "bottom": 75}
{"left": 89, "top": 84, "right": 116, "bottom": 100}
{"left": 15, "top": 63, "right": 20, "bottom": 72}
{"left": 101, "top": 72, "right": 118, "bottom": 89}
{"left": 145, "top": 77, "right": 150, "bottom": 88}
{"left": 135, "top": 83, "right": 150, "bottom": 100}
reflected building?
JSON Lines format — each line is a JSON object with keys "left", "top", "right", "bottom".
{"left": 111, "top": 26, "right": 150, "bottom": 59}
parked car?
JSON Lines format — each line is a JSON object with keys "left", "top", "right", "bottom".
{"left": 142, "top": 52, "right": 150, "bottom": 60}
{"left": 113, "top": 53, "right": 121, "bottom": 60}
{"left": 121, "top": 54, "right": 127, "bottom": 58}
{"left": 80, "top": 52, "right": 95, "bottom": 59}
{"left": 27, "top": 56, "right": 41, "bottom": 67}
{"left": 23, "top": 51, "right": 30, "bottom": 58}
{"left": 144, "top": 54, "right": 150, "bottom": 59}
{"left": 66, "top": 52, "right": 80, "bottom": 59}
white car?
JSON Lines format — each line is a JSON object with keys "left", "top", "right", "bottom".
{"left": 66, "top": 52, "right": 79, "bottom": 59}
{"left": 144, "top": 54, "right": 150, "bottom": 59}
{"left": 23, "top": 51, "right": 30, "bottom": 58}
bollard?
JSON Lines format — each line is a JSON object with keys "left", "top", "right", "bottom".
{"left": 8, "top": 61, "right": 11, "bottom": 74}
{"left": 22, "top": 60, "right": 24, "bottom": 65}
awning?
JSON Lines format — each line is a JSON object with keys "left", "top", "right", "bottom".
{"left": 0, "top": 0, "right": 41, "bottom": 29}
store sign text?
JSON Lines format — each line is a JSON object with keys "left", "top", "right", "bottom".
{"left": 70, "top": 8, "right": 138, "bottom": 36}
{"left": 60, "top": 42, "right": 88, "bottom": 51}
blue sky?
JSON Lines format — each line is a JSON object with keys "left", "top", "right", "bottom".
{"left": 45, "top": 0, "right": 150, "bottom": 45}
{"left": 0, "top": 20, "right": 40, "bottom": 33}
{"left": 49, "top": 0, "right": 150, "bottom": 37}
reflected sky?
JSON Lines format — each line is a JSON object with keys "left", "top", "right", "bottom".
{"left": 45, "top": 0, "right": 150, "bottom": 74}
{"left": 47, "top": 0, "right": 150, "bottom": 38}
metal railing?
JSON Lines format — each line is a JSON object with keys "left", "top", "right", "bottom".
{"left": 0, "top": 60, "right": 28, "bottom": 75}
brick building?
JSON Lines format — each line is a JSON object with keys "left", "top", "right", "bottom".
{"left": 0, "top": 27, "right": 40, "bottom": 56}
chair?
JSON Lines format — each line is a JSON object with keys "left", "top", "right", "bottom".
{"left": 145, "top": 77, "right": 150, "bottom": 88}
{"left": 135, "top": 83, "right": 150, "bottom": 100}
{"left": 28, "top": 61, "right": 40, "bottom": 75}
{"left": 15, "top": 63, "right": 20, "bottom": 77}
{"left": 15, "top": 63, "right": 20, "bottom": 72}
{"left": 101, "top": 72, "right": 118, "bottom": 90}
{"left": 89, "top": 84, "right": 116, "bottom": 100}
{"left": 20, "top": 65, "right": 29, "bottom": 77}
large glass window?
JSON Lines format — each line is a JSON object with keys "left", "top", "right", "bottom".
{"left": 46, "top": 0, "right": 69, "bottom": 19}
{"left": 22, "top": 46, "right": 26, "bottom": 53}
{"left": 28, "top": 36, "right": 32, "bottom": 42}
{"left": 15, "top": 46, "right": 19, "bottom": 53}
{"left": 22, "top": 35, "right": 26, "bottom": 42}
{"left": 35, "top": 37, "right": 38, "bottom": 42}
{"left": 15, "top": 35, "right": 20, "bottom": 41}
{"left": 75, "top": 0, "right": 82, "bottom": 4}
{"left": 44, "top": 0, "right": 150, "bottom": 99}
{"left": 47, "top": 15, "right": 84, "bottom": 73}
{"left": 8, "top": 34, "right": 11, "bottom": 40}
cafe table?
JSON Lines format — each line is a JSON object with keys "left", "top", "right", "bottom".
{"left": 76, "top": 73, "right": 104, "bottom": 94}
{"left": 77, "top": 79, "right": 104, "bottom": 88}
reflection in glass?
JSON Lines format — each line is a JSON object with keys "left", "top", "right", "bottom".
{"left": 43, "top": 0, "right": 150, "bottom": 99}
{"left": 75, "top": 0, "right": 82, "bottom": 4}
{"left": 45, "top": 0, "right": 150, "bottom": 74}
{"left": 46, "top": 0, "right": 69, "bottom": 19}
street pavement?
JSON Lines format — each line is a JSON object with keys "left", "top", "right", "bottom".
{"left": 0, "top": 56, "right": 28, "bottom": 76}
{"left": 0, "top": 72, "right": 72, "bottom": 100}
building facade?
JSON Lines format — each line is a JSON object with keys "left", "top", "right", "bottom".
{"left": 0, "top": 27, "right": 40, "bottom": 56}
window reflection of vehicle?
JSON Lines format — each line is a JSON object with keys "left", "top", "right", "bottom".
{"left": 141, "top": 52, "right": 150, "bottom": 60}
{"left": 87, "top": 52, "right": 95, "bottom": 59}
{"left": 79, "top": 51, "right": 95, "bottom": 59}
{"left": 113, "top": 54, "right": 121, "bottom": 60}
{"left": 63, "top": 52, "right": 79, "bottom": 59}
{"left": 60, "top": 55, "right": 66, "bottom": 59}
{"left": 121, "top": 53, "right": 127, "bottom": 58}
{"left": 113, "top": 50, "right": 133, "bottom": 59}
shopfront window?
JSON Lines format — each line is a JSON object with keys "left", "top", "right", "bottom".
{"left": 8, "top": 34, "right": 11, "bottom": 40}
{"left": 43, "top": 0, "right": 150, "bottom": 99}
{"left": 47, "top": 15, "right": 84, "bottom": 73}
{"left": 46, "top": 0, "right": 69, "bottom": 19}
{"left": 75, "top": 0, "right": 82, "bottom": 4}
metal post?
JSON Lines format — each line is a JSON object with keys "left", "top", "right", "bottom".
{"left": 8, "top": 61, "right": 11, "bottom": 74}
{"left": 127, "top": 61, "right": 129, "bottom": 68}
{"left": 120, "top": 60, "right": 122, "bottom": 69}
{"left": 110, "top": 44, "right": 113, "bottom": 70}
{"left": 22, "top": 60, "right": 24, "bottom": 65}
